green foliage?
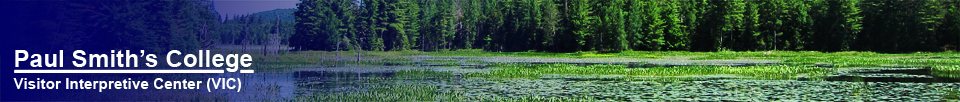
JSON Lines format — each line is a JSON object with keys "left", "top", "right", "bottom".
{"left": 689, "top": 55, "right": 739, "bottom": 60}
{"left": 933, "top": 65, "right": 960, "bottom": 78}
{"left": 468, "top": 64, "right": 829, "bottom": 80}
{"left": 219, "top": 9, "right": 296, "bottom": 47}
{"left": 288, "top": 0, "right": 960, "bottom": 53}
{"left": 292, "top": 81, "right": 465, "bottom": 101}
{"left": 943, "top": 88, "right": 960, "bottom": 101}
{"left": 593, "top": 0, "right": 627, "bottom": 53}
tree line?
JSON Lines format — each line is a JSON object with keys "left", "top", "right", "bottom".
{"left": 218, "top": 9, "right": 296, "bottom": 51}
{"left": 12, "top": 0, "right": 957, "bottom": 54}
{"left": 292, "top": 0, "right": 960, "bottom": 53}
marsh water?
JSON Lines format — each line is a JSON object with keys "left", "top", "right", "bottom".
{"left": 214, "top": 66, "right": 474, "bottom": 101}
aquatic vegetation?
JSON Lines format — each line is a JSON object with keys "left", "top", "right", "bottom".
{"left": 689, "top": 55, "right": 739, "bottom": 60}
{"left": 468, "top": 64, "right": 831, "bottom": 80}
{"left": 290, "top": 78, "right": 595, "bottom": 101}
{"left": 291, "top": 83, "right": 466, "bottom": 101}
{"left": 380, "top": 58, "right": 412, "bottom": 62}
{"left": 418, "top": 59, "right": 486, "bottom": 66}
{"left": 783, "top": 57, "right": 960, "bottom": 68}
{"left": 934, "top": 65, "right": 960, "bottom": 78}
{"left": 394, "top": 69, "right": 455, "bottom": 79}
{"left": 579, "top": 53, "right": 615, "bottom": 58}
{"left": 944, "top": 89, "right": 960, "bottom": 101}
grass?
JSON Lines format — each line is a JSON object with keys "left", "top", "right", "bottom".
{"left": 467, "top": 64, "right": 832, "bottom": 80}
{"left": 934, "top": 65, "right": 960, "bottom": 78}
{"left": 291, "top": 82, "right": 466, "bottom": 101}
{"left": 689, "top": 55, "right": 740, "bottom": 60}
{"left": 944, "top": 89, "right": 960, "bottom": 101}
{"left": 290, "top": 82, "right": 596, "bottom": 101}
{"left": 393, "top": 69, "right": 455, "bottom": 79}
{"left": 781, "top": 56, "right": 960, "bottom": 67}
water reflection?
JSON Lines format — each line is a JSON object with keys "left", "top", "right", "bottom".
{"left": 219, "top": 65, "right": 464, "bottom": 101}
{"left": 215, "top": 72, "right": 297, "bottom": 101}
{"left": 293, "top": 71, "right": 395, "bottom": 94}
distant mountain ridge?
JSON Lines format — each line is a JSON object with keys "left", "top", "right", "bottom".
{"left": 245, "top": 8, "right": 295, "bottom": 21}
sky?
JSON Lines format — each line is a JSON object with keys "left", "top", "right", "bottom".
{"left": 213, "top": 0, "right": 300, "bottom": 20}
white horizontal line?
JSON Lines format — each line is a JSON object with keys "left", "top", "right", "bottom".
{"left": 239, "top": 70, "right": 254, "bottom": 73}
{"left": 14, "top": 69, "right": 226, "bottom": 73}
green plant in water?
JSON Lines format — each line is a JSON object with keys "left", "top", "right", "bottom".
{"left": 468, "top": 64, "right": 831, "bottom": 80}
{"left": 689, "top": 55, "right": 739, "bottom": 60}
{"left": 580, "top": 53, "right": 615, "bottom": 57}
{"left": 943, "top": 89, "right": 960, "bottom": 101}
{"left": 291, "top": 83, "right": 466, "bottom": 101}
{"left": 643, "top": 54, "right": 663, "bottom": 58}
{"left": 933, "top": 65, "right": 960, "bottom": 78}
